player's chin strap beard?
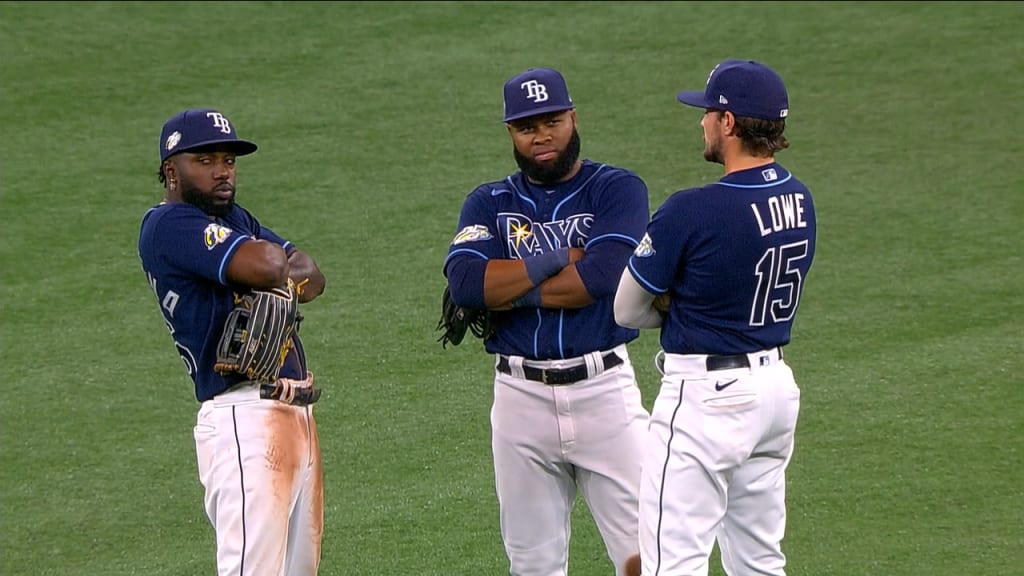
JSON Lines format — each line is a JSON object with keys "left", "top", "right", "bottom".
{"left": 515, "top": 129, "right": 581, "bottom": 186}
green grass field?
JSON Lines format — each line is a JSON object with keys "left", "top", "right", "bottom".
{"left": 2, "top": 1, "right": 1022, "bottom": 575}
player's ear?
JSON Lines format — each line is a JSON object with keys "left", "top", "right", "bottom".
{"left": 722, "top": 111, "right": 736, "bottom": 132}
{"left": 162, "top": 160, "right": 178, "bottom": 189}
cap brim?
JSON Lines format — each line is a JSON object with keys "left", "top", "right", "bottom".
{"left": 676, "top": 91, "right": 710, "bottom": 109}
{"left": 179, "top": 138, "right": 258, "bottom": 157}
{"left": 503, "top": 105, "right": 575, "bottom": 123}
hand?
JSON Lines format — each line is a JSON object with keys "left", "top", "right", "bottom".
{"left": 653, "top": 293, "right": 671, "bottom": 314}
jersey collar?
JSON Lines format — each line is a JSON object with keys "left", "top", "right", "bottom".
{"left": 719, "top": 162, "right": 791, "bottom": 189}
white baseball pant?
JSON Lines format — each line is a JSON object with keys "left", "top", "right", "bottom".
{"left": 491, "top": 344, "right": 649, "bottom": 576}
{"left": 194, "top": 382, "right": 323, "bottom": 576}
{"left": 639, "top": 348, "right": 800, "bottom": 576}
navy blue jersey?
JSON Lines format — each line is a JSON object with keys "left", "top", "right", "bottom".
{"left": 138, "top": 202, "right": 308, "bottom": 402}
{"left": 444, "top": 160, "right": 649, "bottom": 359}
{"left": 627, "top": 163, "right": 816, "bottom": 354}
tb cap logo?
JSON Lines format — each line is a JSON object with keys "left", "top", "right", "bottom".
{"left": 206, "top": 112, "right": 233, "bottom": 134}
{"left": 520, "top": 80, "right": 549, "bottom": 103}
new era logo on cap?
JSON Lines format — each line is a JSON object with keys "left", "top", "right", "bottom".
{"left": 677, "top": 59, "right": 790, "bottom": 121}
{"left": 502, "top": 68, "right": 575, "bottom": 123}
{"left": 159, "top": 108, "right": 258, "bottom": 162}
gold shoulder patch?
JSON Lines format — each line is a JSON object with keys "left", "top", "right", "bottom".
{"left": 452, "top": 224, "right": 493, "bottom": 245}
{"left": 204, "top": 223, "right": 233, "bottom": 250}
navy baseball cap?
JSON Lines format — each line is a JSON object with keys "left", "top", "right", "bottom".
{"left": 159, "top": 108, "right": 258, "bottom": 162}
{"left": 677, "top": 59, "right": 789, "bottom": 121}
{"left": 502, "top": 68, "right": 575, "bottom": 123}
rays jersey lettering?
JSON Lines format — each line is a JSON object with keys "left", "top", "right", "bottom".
{"left": 501, "top": 212, "right": 593, "bottom": 258}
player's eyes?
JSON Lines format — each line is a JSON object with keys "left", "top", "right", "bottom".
{"left": 196, "top": 155, "right": 235, "bottom": 166}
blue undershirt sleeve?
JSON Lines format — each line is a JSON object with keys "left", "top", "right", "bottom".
{"left": 575, "top": 240, "right": 636, "bottom": 300}
{"left": 444, "top": 256, "right": 488, "bottom": 309}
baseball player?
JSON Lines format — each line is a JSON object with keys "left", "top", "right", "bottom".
{"left": 614, "top": 60, "right": 816, "bottom": 575}
{"left": 138, "top": 108, "right": 327, "bottom": 576}
{"left": 443, "top": 68, "right": 651, "bottom": 576}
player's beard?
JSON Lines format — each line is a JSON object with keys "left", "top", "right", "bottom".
{"left": 182, "top": 181, "right": 235, "bottom": 217}
{"left": 704, "top": 133, "right": 724, "bottom": 165}
{"left": 514, "top": 129, "right": 581, "bottom": 185}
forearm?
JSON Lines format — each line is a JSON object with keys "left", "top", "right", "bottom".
{"left": 483, "top": 247, "right": 581, "bottom": 309}
{"left": 614, "top": 270, "right": 663, "bottom": 329}
{"left": 287, "top": 250, "right": 326, "bottom": 303}
{"left": 529, "top": 240, "right": 634, "bottom": 309}
{"left": 482, "top": 259, "right": 534, "bottom": 308}
{"left": 534, "top": 265, "right": 594, "bottom": 309}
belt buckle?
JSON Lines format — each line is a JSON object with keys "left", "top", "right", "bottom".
{"left": 541, "top": 369, "right": 549, "bottom": 385}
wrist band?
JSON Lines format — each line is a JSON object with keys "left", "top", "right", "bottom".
{"left": 523, "top": 248, "right": 569, "bottom": 286}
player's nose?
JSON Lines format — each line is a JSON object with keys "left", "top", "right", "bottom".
{"left": 212, "top": 160, "right": 233, "bottom": 179}
{"left": 532, "top": 127, "right": 554, "bottom": 143}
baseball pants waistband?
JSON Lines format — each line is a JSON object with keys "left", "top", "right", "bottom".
{"left": 496, "top": 344, "right": 628, "bottom": 386}
{"left": 663, "top": 347, "right": 784, "bottom": 376}
{"left": 259, "top": 383, "right": 321, "bottom": 406}
{"left": 213, "top": 380, "right": 321, "bottom": 407}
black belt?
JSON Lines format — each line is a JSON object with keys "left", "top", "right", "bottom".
{"left": 706, "top": 354, "right": 750, "bottom": 371}
{"left": 496, "top": 352, "right": 623, "bottom": 385}
{"left": 259, "top": 384, "right": 321, "bottom": 406}
{"left": 706, "top": 348, "right": 783, "bottom": 371}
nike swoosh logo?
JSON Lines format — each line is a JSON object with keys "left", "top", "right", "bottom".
{"left": 714, "top": 379, "right": 738, "bottom": 392}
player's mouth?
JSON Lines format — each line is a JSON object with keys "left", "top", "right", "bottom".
{"left": 534, "top": 149, "right": 558, "bottom": 162}
{"left": 214, "top": 185, "right": 234, "bottom": 200}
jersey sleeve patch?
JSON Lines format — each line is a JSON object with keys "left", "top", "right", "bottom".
{"left": 452, "top": 224, "right": 493, "bottom": 245}
{"left": 633, "top": 233, "right": 656, "bottom": 257}
{"left": 204, "top": 223, "right": 234, "bottom": 250}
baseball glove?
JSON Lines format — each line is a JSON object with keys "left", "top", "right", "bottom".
{"left": 436, "top": 286, "right": 493, "bottom": 348}
{"left": 214, "top": 280, "right": 300, "bottom": 383}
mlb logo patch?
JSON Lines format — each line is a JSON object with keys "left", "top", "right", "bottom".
{"left": 761, "top": 168, "right": 778, "bottom": 182}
